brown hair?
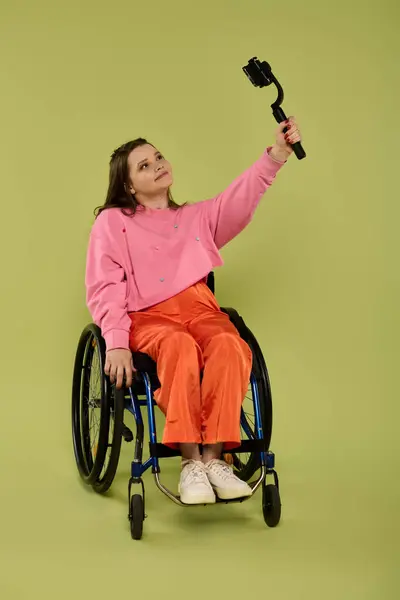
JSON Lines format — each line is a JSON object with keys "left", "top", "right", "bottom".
{"left": 95, "top": 138, "right": 183, "bottom": 217}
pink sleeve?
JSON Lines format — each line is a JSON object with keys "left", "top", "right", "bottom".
{"left": 85, "top": 212, "right": 131, "bottom": 351}
{"left": 200, "top": 149, "right": 285, "bottom": 249}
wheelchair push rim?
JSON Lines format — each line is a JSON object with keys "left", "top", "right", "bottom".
{"left": 71, "top": 324, "right": 124, "bottom": 491}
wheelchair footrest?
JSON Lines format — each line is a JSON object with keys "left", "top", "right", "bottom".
{"left": 149, "top": 439, "right": 265, "bottom": 458}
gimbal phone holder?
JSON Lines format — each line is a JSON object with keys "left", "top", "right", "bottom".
{"left": 243, "top": 57, "right": 306, "bottom": 160}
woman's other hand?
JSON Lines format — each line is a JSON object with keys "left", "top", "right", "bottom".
{"left": 104, "top": 348, "right": 135, "bottom": 389}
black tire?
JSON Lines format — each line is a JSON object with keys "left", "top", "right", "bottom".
{"left": 223, "top": 312, "right": 272, "bottom": 482}
{"left": 72, "top": 324, "right": 124, "bottom": 493}
{"left": 92, "top": 386, "right": 124, "bottom": 494}
{"left": 262, "top": 484, "right": 281, "bottom": 527}
{"left": 130, "top": 495, "right": 144, "bottom": 540}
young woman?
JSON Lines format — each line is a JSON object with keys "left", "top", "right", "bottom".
{"left": 85, "top": 119, "right": 301, "bottom": 505}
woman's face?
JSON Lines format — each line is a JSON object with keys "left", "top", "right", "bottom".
{"left": 127, "top": 144, "right": 173, "bottom": 199}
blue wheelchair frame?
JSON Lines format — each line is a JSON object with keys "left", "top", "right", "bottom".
{"left": 126, "top": 369, "right": 279, "bottom": 511}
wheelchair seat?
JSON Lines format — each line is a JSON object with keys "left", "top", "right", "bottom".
{"left": 132, "top": 352, "right": 160, "bottom": 390}
{"left": 132, "top": 351, "right": 157, "bottom": 374}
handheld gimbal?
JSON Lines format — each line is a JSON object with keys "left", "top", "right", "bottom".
{"left": 243, "top": 57, "right": 306, "bottom": 160}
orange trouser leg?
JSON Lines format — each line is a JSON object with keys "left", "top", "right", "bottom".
{"left": 128, "top": 282, "right": 252, "bottom": 449}
{"left": 187, "top": 313, "right": 253, "bottom": 450}
{"left": 129, "top": 313, "right": 204, "bottom": 447}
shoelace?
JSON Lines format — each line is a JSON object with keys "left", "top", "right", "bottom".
{"left": 208, "top": 460, "right": 235, "bottom": 481}
{"left": 183, "top": 462, "right": 208, "bottom": 485}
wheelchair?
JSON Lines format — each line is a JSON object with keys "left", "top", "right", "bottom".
{"left": 71, "top": 273, "right": 281, "bottom": 540}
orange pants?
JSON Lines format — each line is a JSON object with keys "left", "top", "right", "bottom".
{"left": 128, "top": 281, "right": 252, "bottom": 450}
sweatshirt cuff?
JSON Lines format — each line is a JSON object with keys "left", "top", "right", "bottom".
{"left": 265, "top": 146, "right": 287, "bottom": 168}
{"left": 103, "top": 329, "right": 130, "bottom": 351}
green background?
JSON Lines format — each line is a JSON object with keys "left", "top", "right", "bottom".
{"left": 1, "top": 0, "right": 399, "bottom": 598}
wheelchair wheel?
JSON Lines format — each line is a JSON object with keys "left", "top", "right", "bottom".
{"left": 92, "top": 386, "right": 124, "bottom": 494}
{"left": 231, "top": 325, "right": 273, "bottom": 482}
{"left": 72, "top": 324, "right": 124, "bottom": 493}
{"left": 262, "top": 484, "right": 281, "bottom": 527}
{"left": 130, "top": 495, "right": 144, "bottom": 540}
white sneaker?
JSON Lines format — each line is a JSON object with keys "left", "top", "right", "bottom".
{"left": 179, "top": 460, "right": 216, "bottom": 505}
{"left": 205, "top": 459, "right": 253, "bottom": 500}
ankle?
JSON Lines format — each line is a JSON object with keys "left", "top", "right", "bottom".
{"left": 202, "top": 443, "right": 223, "bottom": 464}
{"left": 180, "top": 443, "right": 202, "bottom": 462}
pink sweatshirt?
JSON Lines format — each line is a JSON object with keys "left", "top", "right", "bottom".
{"left": 85, "top": 148, "right": 285, "bottom": 351}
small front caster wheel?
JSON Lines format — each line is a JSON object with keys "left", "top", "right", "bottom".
{"left": 262, "top": 484, "right": 281, "bottom": 527}
{"left": 130, "top": 494, "right": 144, "bottom": 540}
